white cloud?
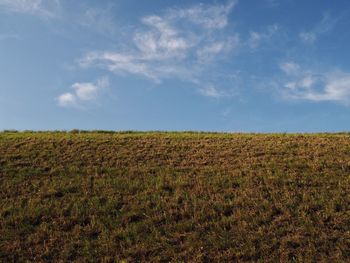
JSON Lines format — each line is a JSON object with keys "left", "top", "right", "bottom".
{"left": 57, "top": 77, "right": 109, "bottom": 108}
{"left": 299, "top": 14, "right": 337, "bottom": 44}
{"left": 78, "top": 5, "right": 118, "bottom": 36}
{"left": 299, "top": 32, "right": 316, "bottom": 44}
{"left": 167, "top": 0, "right": 238, "bottom": 29}
{"left": 198, "top": 42, "right": 226, "bottom": 56}
{"left": 300, "top": 76, "right": 315, "bottom": 88}
{"left": 197, "top": 36, "right": 239, "bottom": 62}
{"left": 198, "top": 85, "right": 226, "bottom": 98}
{"left": 280, "top": 62, "right": 300, "bottom": 75}
{"left": 72, "top": 82, "right": 98, "bottom": 101}
{"left": 304, "top": 74, "right": 350, "bottom": 102}
{"left": 0, "top": 0, "right": 60, "bottom": 18}
{"left": 278, "top": 62, "right": 350, "bottom": 104}
{"left": 80, "top": 52, "right": 161, "bottom": 81}
{"left": 58, "top": 93, "right": 76, "bottom": 107}
{"left": 79, "top": 1, "right": 239, "bottom": 96}
{"left": 134, "top": 15, "right": 191, "bottom": 58}
{"left": 248, "top": 24, "right": 279, "bottom": 49}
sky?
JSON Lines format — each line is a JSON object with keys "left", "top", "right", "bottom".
{"left": 1, "top": 0, "right": 350, "bottom": 132}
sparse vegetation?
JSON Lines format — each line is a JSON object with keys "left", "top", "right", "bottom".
{"left": 1, "top": 132, "right": 350, "bottom": 262}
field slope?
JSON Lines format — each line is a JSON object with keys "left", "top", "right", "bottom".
{"left": 1, "top": 132, "right": 350, "bottom": 262}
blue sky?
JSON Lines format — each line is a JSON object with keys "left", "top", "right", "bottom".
{"left": 1, "top": 0, "right": 350, "bottom": 132}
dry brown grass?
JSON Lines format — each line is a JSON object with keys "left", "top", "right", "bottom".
{"left": 1, "top": 132, "right": 350, "bottom": 262}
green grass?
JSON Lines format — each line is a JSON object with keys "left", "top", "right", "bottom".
{"left": 1, "top": 132, "right": 350, "bottom": 262}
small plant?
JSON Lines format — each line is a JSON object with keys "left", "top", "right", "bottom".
{"left": 70, "top": 129, "right": 81, "bottom": 134}
{"left": 2, "top": 129, "right": 18, "bottom": 133}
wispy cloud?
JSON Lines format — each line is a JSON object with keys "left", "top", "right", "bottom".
{"left": 278, "top": 62, "right": 350, "bottom": 104}
{"left": 167, "top": 0, "right": 237, "bottom": 29}
{"left": 0, "top": 0, "right": 60, "bottom": 18}
{"left": 299, "top": 14, "right": 338, "bottom": 44}
{"left": 78, "top": 5, "right": 117, "bottom": 36}
{"left": 57, "top": 77, "right": 109, "bottom": 108}
{"left": 280, "top": 62, "right": 300, "bottom": 75}
{"left": 198, "top": 85, "right": 227, "bottom": 98}
{"left": 78, "top": 1, "right": 239, "bottom": 95}
{"left": 248, "top": 24, "right": 279, "bottom": 49}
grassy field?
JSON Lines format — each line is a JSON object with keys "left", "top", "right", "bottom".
{"left": 1, "top": 131, "right": 350, "bottom": 262}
